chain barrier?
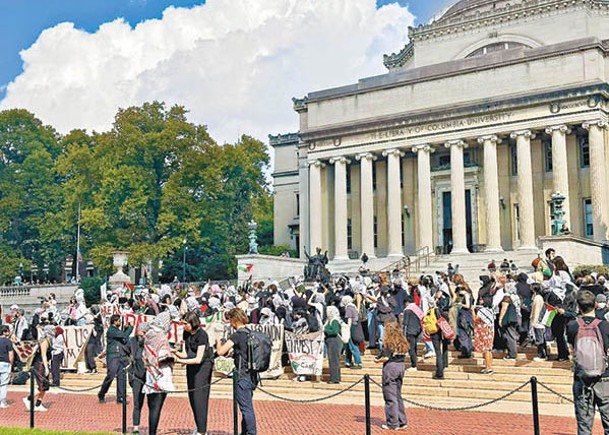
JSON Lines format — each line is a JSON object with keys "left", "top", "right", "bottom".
{"left": 256, "top": 377, "right": 364, "bottom": 403}
{"left": 129, "top": 371, "right": 228, "bottom": 394}
{"left": 369, "top": 377, "right": 532, "bottom": 412}
{"left": 536, "top": 380, "right": 575, "bottom": 404}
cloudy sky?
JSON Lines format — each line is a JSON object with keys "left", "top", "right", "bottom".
{"left": 0, "top": 0, "right": 453, "bottom": 144}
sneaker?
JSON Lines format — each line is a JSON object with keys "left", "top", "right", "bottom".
{"left": 481, "top": 369, "right": 494, "bottom": 375}
{"left": 397, "top": 424, "right": 408, "bottom": 430}
{"left": 381, "top": 424, "right": 399, "bottom": 430}
{"left": 350, "top": 364, "right": 362, "bottom": 370}
{"left": 0, "top": 402, "right": 9, "bottom": 409}
{"left": 480, "top": 368, "right": 488, "bottom": 374}
{"left": 406, "top": 367, "right": 418, "bottom": 372}
{"left": 432, "top": 374, "right": 444, "bottom": 380}
{"left": 533, "top": 357, "right": 547, "bottom": 362}
{"left": 34, "top": 404, "right": 48, "bottom": 412}
{"left": 503, "top": 356, "right": 516, "bottom": 360}
{"left": 98, "top": 395, "right": 106, "bottom": 404}
{"left": 22, "top": 397, "right": 30, "bottom": 411}
{"left": 423, "top": 351, "right": 436, "bottom": 359}
{"left": 89, "top": 369, "right": 98, "bottom": 375}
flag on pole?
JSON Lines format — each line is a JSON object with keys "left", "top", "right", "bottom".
{"left": 238, "top": 264, "right": 253, "bottom": 274}
{"left": 100, "top": 282, "right": 107, "bottom": 301}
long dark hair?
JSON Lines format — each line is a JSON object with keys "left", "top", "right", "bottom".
{"left": 553, "top": 256, "right": 570, "bottom": 274}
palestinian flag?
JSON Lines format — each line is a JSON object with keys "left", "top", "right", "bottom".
{"left": 238, "top": 264, "right": 253, "bottom": 274}
{"left": 244, "top": 275, "right": 253, "bottom": 291}
{"left": 540, "top": 303, "right": 557, "bottom": 327}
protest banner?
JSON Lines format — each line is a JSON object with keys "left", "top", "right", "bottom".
{"left": 284, "top": 331, "right": 324, "bottom": 376}
{"left": 61, "top": 325, "right": 93, "bottom": 369}
{"left": 213, "top": 322, "right": 284, "bottom": 379}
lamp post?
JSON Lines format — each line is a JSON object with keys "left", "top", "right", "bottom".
{"left": 248, "top": 220, "right": 259, "bottom": 255}
{"left": 182, "top": 239, "right": 187, "bottom": 283}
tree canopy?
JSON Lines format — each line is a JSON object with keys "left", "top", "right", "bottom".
{"left": 0, "top": 103, "right": 273, "bottom": 283}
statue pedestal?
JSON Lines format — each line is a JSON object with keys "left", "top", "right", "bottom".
{"left": 109, "top": 270, "right": 131, "bottom": 286}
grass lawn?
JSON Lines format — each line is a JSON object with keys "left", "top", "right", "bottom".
{"left": 0, "top": 429, "right": 117, "bottom": 435}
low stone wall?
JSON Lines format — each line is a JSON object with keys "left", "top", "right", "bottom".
{"left": 538, "top": 235, "right": 609, "bottom": 267}
{"left": 0, "top": 284, "right": 78, "bottom": 315}
{"left": 236, "top": 254, "right": 306, "bottom": 283}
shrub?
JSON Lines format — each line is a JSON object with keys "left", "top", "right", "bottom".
{"left": 258, "top": 244, "right": 298, "bottom": 258}
{"left": 572, "top": 264, "right": 609, "bottom": 278}
{"left": 80, "top": 276, "right": 105, "bottom": 307}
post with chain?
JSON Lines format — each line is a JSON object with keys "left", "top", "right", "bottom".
{"left": 233, "top": 370, "right": 239, "bottom": 435}
{"left": 29, "top": 368, "right": 35, "bottom": 428}
{"left": 530, "top": 377, "right": 540, "bottom": 435}
{"left": 122, "top": 367, "right": 128, "bottom": 434}
{"left": 364, "top": 374, "right": 371, "bottom": 435}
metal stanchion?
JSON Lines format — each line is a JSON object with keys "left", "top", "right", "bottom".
{"left": 364, "top": 374, "right": 371, "bottom": 435}
{"left": 530, "top": 376, "right": 540, "bottom": 435}
{"left": 29, "top": 369, "right": 35, "bottom": 428}
{"left": 122, "top": 367, "right": 128, "bottom": 435}
{"left": 233, "top": 371, "right": 239, "bottom": 435}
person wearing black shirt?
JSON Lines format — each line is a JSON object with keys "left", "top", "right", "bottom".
{"left": 375, "top": 320, "right": 408, "bottom": 431}
{"left": 98, "top": 315, "right": 133, "bottom": 404}
{"left": 174, "top": 311, "right": 213, "bottom": 435}
{"left": 216, "top": 308, "right": 257, "bottom": 435}
{"left": 567, "top": 290, "right": 609, "bottom": 434}
{"left": 0, "top": 325, "right": 13, "bottom": 408}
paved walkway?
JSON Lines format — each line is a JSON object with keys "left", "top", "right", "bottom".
{"left": 0, "top": 391, "right": 602, "bottom": 434}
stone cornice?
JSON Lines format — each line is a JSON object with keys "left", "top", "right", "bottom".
{"left": 269, "top": 132, "right": 300, "bottom": 146}
{"left": 299, "top": 83, "right": 609, "bottom": 142}
{"left": 384, "top": 41, "right": 414, "bottom": 71}
{"left": 409, "top": 0, "right": 601, "bottom": 43}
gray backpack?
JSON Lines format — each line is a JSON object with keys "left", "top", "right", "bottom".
{"left": 574, "top": 318, "right": 607, "bottom": 378}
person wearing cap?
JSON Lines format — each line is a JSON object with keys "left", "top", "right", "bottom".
{"left": 98, "top": 314, "right": 133, "bottom": 404}
{"left": 0, "top": 325, "right": 13, "bottom": 408}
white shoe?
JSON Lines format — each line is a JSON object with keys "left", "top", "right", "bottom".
{"left": 423, "top": 351, "right": 436, "bottom": 359}
{"left": 406, "top": 367, "right": 418, "bottom": 372}
{"left": 34, "top": 404, "right": 48, "bottom": 412}
{"left": 533, "top": 357, "right": 547, "bottom": 362}
{"left": 0, "top": 402, "right": 9, "bottom": 409}
{"left": 22, "top": 397, "right": 30, "bottom": 411}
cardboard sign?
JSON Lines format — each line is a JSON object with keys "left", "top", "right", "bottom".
{"left": 284, "top": 331, "right": 324, "bottom": 376}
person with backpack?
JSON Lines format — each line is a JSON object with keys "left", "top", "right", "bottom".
{"left": 216, "top": 308, "right": 259, "bottom": 435}
{"left": 341, "top": 295, "right": 363, "bottom": 370}
{"left": 429, "top": 289, "right": 452, "bottom": 380}
{"left": 98, "top": 314, "right": 134, "bottom": 404}
{"left": 22, "top": 324, "right": 53, "bottom": 412}
{"left": 323, "top": 305, "right": 343, "bottom": 384}
{"left": 567, "top": 290, "right": 609, "bottom": 434}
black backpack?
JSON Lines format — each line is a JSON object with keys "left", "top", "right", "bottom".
{"left": 246, "top": 328, "right": 272, "bottom": 373}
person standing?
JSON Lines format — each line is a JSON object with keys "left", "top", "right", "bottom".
{"left": 402, "top": 295, "right": 423, "bottom": 372}
{"left": 216, "top": 308, "right": 258, "bottom": 435}
{"left": 341, "top": 296, "right": 362, "bottom": 370}
{"left": 0, "top": 325, "right": 13, "bottom": 408}
{"left": 50, "top": 326, "right": 65, "bottom": 387}
{"left": 128, "top": 323, "right": 148, "bottom": 435}
{"left": 375, "top": 320, "right": 408, "bottom": 431}
{"left": 174, "top": 311, "right": 214, "bottom": 435}
{"left": 98, "top": 314, "right": 133, "bottom": 404}
{"left": 567, "top": 290, "right": 609, "bottom": 434}
{"left": 85, "top": 305, "right": 103, "bottom": 374}
{"left": 324, "top": 306, "right": 342, "bottom": 384}
{"left": 23, "top": 325, "right": 53, "bottom": 412}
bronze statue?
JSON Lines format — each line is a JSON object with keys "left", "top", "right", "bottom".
{"left": 304, "top": 247, "right": 330, "bottom": 283}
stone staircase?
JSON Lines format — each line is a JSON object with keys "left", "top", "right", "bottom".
{"left": 55, "top": 343, "right": 574, "bottom": 416}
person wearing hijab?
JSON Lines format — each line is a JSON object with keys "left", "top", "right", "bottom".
{"left": 324, "top": 306, "right": 342, "bottom": 384}
{"left": 341, "top": 295, "right": 363, "bottom": 369}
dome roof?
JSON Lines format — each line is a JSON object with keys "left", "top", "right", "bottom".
{"left": 440, "top": 0, "right": 523, "bottom": 20}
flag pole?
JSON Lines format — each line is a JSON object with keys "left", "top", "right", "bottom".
{"left": 76, "top": 202, "right": 81, "bottom": 283}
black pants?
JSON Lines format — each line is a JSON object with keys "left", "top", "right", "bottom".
{"left": 147, "top": 392, "right": 167, "bottom": 435}
{"left": 187, "top": 362, "right": 213, "bottom": 433}
{"left": 130, "top": 377, "right": 145, "bottom": 427}
{"left": 406, "top": 335, "right": 418, "bottom": 368}
{"left": 325, "top": 336, "right": 342, "bottom": 382}
{"left": 551, "top": 314, "right": 569, "bottom": 359}
{"left": 51, "top": 353, "right": 63, "bottom": 386}
{"left": 85, "top": 337, "right": 100, "bottom": 371}
{"left": 98, "top": 357, "right": 127, "bottom": 401}
{"left": 431, "top": 332, "right": 449, "bottom": 377}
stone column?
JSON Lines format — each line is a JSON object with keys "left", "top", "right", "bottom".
{"left": 545, "top": 125, "right": 572, "bottom": 227}
{"left": 308, "top": 160, "right": 325, "bottom": 253}
{"left": 478, "top": 135, "right": 503, "bottom": 252}
{"left": 412, "top": 144, "right": 434, "bottom": 252}
{"left": 445, "top": 140, "right": 468, "bottom": 254}
{"left": 329, "top": 156, "right": 351, "bottom": 260}
{"left": 382, "top": 149, "right": 404, "bottom": 257}
{"left": 583, "top": 121, "right": 609, "bottom": 241}
{"left": 510, "top": 130, "right": 536, "bottom": 249}
{"left": 355, "top": 152, "right": 377, "bottom": 258}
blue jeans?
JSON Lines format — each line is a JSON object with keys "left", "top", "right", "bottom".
{"left": 345, "top": 339, "right": 362, "bottom": 366}
{"left": 236, "top": 376, "right": 257, "bottom": 435}
{"left": 377, "top": 323, "right": 385, "bottom": 352}
{"left": 367, "top": 310, "right": 377, "bottom": 347}
{"left": 0, "top": 362, "right": 10, "bottom": 405}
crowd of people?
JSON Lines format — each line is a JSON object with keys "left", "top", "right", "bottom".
{"left": 1, "top": 247, "right": 609, "bottom": 432}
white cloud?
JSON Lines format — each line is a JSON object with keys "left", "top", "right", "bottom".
{"left": 0, "top": 0, "right": 413, "bottom": 144}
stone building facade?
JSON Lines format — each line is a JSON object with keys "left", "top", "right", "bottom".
{"left": 272, "top": 0, "right": 609, "bottom": 262}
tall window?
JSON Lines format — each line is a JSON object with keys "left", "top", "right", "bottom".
{"left": 372, "top": 164, "right": 377, "bottom": 192}
{"left": 543, "top": 139, "right": 552, "bottom": 172}
{"left": 346, "top": 167, "right": 352, "bottom": 194}
{"left": 513, "top": 204, "right": 520, "bottom": 241}
{"left": 510, "top": 143, "right": 518, "bottom": 176}
{"left": 373, "top": 216, "right": 378, "bottom": 248}
{"left": 347, "top": 218, "right": 353, "bottom": 250}
{"left": 579, "top": 135, "right": 590, "bottom": 168}
{"left": 401, "top": 213, "right": 405, "bottom": 246}
{"left": 584, "top": 198, "right": 593, "bottom": 237}
{"left": 295, "top": 193, "right": 300, "bottom": 216}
